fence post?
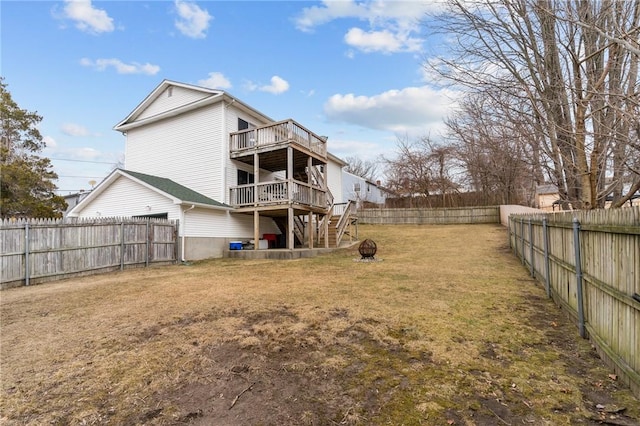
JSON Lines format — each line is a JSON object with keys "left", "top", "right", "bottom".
{"left": 513, "top": 218, "right": 516, "bottom": 255}
{"left": 120, "top": 222, "right": 125, "bottom": 271}
{"left": 572, "top": 218, "right": 586, "bottom": 338}
{"left": 174, "top": 220, "right": 180, "bottom": 263}
{"left": 528, "top": 218, "right": 534, "bottom": 277}
{"left": 25, "top": 223, "right": 30, "bottom": 286}
{"left": 543, "top": 217, "right": 551, "bottom": 299}
{"left": 146, "top": 219, "right": 150, "bottom": 267}
{"left": 520, "top": 218, "right": 525, "bottom": 265}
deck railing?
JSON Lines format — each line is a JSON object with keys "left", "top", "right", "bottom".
{"left": 229, "top": 179, "right": 327, "bottom": 209}
{"left": 332, "top": 202, "right": 349, "bottom": 217}
{"left": 230, "top": 119, "right": 327, "bottom": 158}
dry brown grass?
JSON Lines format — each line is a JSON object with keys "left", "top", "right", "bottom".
{"left": 1, "top": 224, "right": 638, "bottom": 425}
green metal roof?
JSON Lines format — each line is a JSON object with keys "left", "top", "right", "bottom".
{"left": 121, "top": 169, "right": 230, "bottom": 209}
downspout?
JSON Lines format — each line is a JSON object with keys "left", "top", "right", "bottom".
{"left": 181, "top": 204, "right": 195, "bottom": 262}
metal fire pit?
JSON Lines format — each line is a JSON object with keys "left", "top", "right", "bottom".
{"left": 358, "top": 239, "right": 377, "bottom": 259}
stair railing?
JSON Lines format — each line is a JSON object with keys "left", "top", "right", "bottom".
{"left": 334, "top": 200, "right": 355, "bottom": 247}
{"left": 317, "top": 178, "right": 335, "bottom": 246}
{"left": 293, "top": 216, "right": 305, "bottom": 245}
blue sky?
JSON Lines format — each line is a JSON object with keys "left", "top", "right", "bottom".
{"left": 2, "top": 0, "right": 459, "bottom": 194}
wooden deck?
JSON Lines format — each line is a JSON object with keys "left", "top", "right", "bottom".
{"left": 229, "top": 119, "right": 327, "bottom": 160}
{"left": 226, "top": 118, "right": 360, "bottom": 251}
{"left": 229, "top": 180, "right": 328, "bottom": 211}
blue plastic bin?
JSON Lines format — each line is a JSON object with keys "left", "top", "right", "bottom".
{"left": 229, "top": 241, "right": 243, "bottom": 250}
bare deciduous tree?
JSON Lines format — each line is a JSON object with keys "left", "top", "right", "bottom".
{"left": 445, "top": 92, "right": 539, "bottom": 205}
{"left": 382, "top": 135, "right": 458, "bottom": 206}
{"left": 344, "top": 156, "right": 379, "bottom": 181}
{"left": 428, "top": 0, "right": 640, "bottom": 209}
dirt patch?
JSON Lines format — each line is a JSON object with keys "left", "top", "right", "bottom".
{"left": 122, "top": 308, "right": 425, "bottom": 425}
{"left": 160, "top": 343, "right": 344, "bottom": 425}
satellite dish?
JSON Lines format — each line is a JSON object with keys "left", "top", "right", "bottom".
{"left": 89, "top": 180, "right": 97, "bottom": 188}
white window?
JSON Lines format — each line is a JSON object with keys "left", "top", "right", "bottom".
{"left": 353, "top": 183, "right": 361, "bottom": 192}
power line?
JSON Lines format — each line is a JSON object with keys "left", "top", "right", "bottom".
{"left": 51, "top": 158, "right": 117, "bottom": 164}
{"left": 58, "top": 175, "right": 106, "bottom": 178}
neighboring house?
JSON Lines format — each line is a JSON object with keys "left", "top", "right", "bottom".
{"left": 62, "top": 190, "right": 91, "bottom": 217}
{"left": 535, "top": 184, "right": 560, "bottom": 211}
{"left": 536, "top": 183, "right": 639, "bottom": 210}
{"left": 605, "top": 192, "right": 640, "bottom": 208}
{"left": 341, "top": 170, "right": 392, "bottom": 207}
{"left": 69, "top": 80, "right": 357, "bottom": 260}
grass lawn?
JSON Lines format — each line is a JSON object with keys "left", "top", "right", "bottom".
{"left": 1, "top": 224, "right": 638, "bottom": 425}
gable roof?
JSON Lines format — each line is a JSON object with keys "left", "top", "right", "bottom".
{"left": 68, "top": 169, "right": 231, "bottom": 216}
{"left": 536, "top": 184, "right": 559, "bottom": 195}
{"left": 327, "top": 152, "right": 348, "bottom": 167}
{"left": 113, "top": 79, "right": 274, "bottom": 132}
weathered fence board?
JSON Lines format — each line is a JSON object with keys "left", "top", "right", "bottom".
{"left": 359, "top": 206, "right": 500, "bottom": 225}
{"left": 509, "top": 207, "right": 640, "bottom": 397}
{"left": 0, "top": 218, "right": 178, "bottom": 289}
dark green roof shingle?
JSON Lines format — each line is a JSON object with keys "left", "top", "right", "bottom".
{"left": 121, "top": 169, "right": 230, "bottom": 209}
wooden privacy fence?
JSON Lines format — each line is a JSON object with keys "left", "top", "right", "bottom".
{"left": 359, "top": 206, "right": 500, "bottom": 225}
{"left": 1, "top": 217, "right": 179, "bottom": 289}
{"left": 508, "top": 207, "right": 639, "bottom": 397}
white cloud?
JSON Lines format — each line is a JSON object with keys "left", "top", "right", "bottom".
{"left": 294, "top": 0, "right": 368, "bottom": 32}
{"left": 198, "top": 72, "right": 232, "bottom": 89}
{"left": 74, "top": 147, "right": 102, "bottom": 160}
{"left": 324, "top": 85, "right": 461, "bottom": 134}
{"left": 54, "top": 146, "right": 115, "bottom": 162}
{"left": 294, "top": 0, "right": 441, "bottom": 54}
{"left": 261, "top": 76, "right": 289, "bottom": 94}
{"left": 43, "top": 136, "right": 58, "bottom": 149}
{"left": 63, "top": 0, "right": 114, "bottom": 34}
{"left": 61, "top": 123, "right": 90, "bottom": 137}
{"left": 242, "top": 80, "right": 258, "bottom": 92}
{"left": 327, "top": 138, "right": 391, "bottom": 162}
{"left": 345, "top": 27, "right": 421, "bottom": 54}
{"left": 246, "top": 76, "right": 290, "bottom": 95}
{"left": 295, "top": 0, "right": 441, "bottom": 31}
{"left": 174, "top": 0, "right": 212, "bottom": 39}
{"left": 80, "top": 58, "right": 160, "bottom": 75}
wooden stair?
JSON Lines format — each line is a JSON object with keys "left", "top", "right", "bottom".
{"left": 273, "top": 216, "right": 304, "bottom": 248}
{"left": 320, "top": 215, "right": 340, "bottom": 248}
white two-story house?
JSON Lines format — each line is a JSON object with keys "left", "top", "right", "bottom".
{"left": 69, "top": 80, "right": 356, "bottom": 260}
{"left": 341, "top": 170, "right": 394, "bottom": 208}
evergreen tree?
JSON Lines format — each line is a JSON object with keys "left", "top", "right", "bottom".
{"left": 1, "top": 78, "right": 66, "bottom": 218}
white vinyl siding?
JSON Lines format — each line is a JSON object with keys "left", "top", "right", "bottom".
{"left": 342, "top": 171, "right": 363, "bottom": 203}
{"left": 72, "top": 176, "right": 181, "bottom": 220}
{"left": 73, "top": 177, "right": 280, "bottom": 239}
{"left": 341, "top": 170, "right": 388, "bottom": 205}
{"left": 125, "top": 104, "right": 225, "bottom": 201}
{"left": 326, "top": 160, "right": 344, "bottom": 203}
{"left": 137, "top": 86, "right": 212, "bottom": 121}
{"left": 182, "top": 208, "right": 224, "bottom": 237}
{"left": 183, "top": 208, "right": 279, "bottom": 238}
